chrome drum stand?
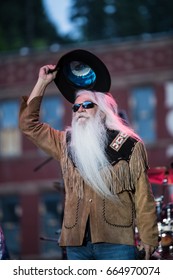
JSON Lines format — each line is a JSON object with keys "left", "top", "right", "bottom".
{"left": 157, "top": 199, "right": 173, "bottom": 259}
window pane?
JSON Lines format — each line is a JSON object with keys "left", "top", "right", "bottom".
{"left": 0, "top": 128, "right": 21, "bottom": 156}
{"left": 130, "top": 87, "right": 156, "bottom": 143}
{"left": 40, "top": 96, "right": 64, "bottom": 130}
{"left": 0, "top": 100, "right": 19, "bottom": 129}
{"left": 0, "top": 196, "right": 21, "bottom": 259}
{"left": 0, "top": 100, "right": 21, "bottom": 157}
{"left": 39, "top": 191, "right": 64, "bottom": 259}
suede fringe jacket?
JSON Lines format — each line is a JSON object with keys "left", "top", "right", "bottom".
{"left": 19, "top": 96, "right": 159, "bottom": 247}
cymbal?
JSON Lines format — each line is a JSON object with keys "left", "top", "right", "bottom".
{"left": 147, "top": 166, "right": 173, "bottom": 185}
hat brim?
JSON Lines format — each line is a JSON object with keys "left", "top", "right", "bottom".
{"left": 54, "top": 49, "right": 111, "bottom": 103}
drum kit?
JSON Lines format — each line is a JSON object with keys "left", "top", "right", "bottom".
{"left": 148, "top": 166, "right": 173, "bottom": 259}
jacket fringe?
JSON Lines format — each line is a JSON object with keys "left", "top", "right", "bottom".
{"left": 60, "top": 133, "right": 84, "bottom": 198}
{"left": 109, "top": 161, "right": 133, "bottom": 195}
{"left": 60, "top": 134, "right": 148, "bottom": 198}
{"left": 129, "top": 141, "right": 148, "bottom": 186}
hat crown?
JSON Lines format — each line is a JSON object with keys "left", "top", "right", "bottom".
{"left": 63, "top": 61, "right": 96, "bottom": 87}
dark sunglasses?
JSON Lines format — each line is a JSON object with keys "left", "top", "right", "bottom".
{"left": 72, "top": 101, "right": 96, "bottom": 112}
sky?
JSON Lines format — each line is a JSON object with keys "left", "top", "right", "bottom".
{"left": 43, "top": 0, "right": 74, "bottom": 35}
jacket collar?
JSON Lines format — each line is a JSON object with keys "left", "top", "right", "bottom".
{"left": 66, "top": 129, "right": 137, "bottom": 166}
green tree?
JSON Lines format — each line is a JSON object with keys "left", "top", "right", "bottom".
{"left": 70, "top": 0, "right": 173, "bottom": 41}
{"left": 0, "top": 0, "right": 70, "bottom": 52}
{"left": 70, "top": 0, "right": 117, "bottom": 41}
{"left": 115, "top": 0, "right": 173, "bottom": 36}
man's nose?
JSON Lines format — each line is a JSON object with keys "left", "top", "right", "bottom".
{"left": 78, "top": 105, "right": 85, "bottom": 112}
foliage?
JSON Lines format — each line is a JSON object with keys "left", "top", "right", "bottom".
{"left": 70, "top": 0, "right": 173, "bottom": 41}
{"left": 0, "top": 0, "right": 70, "bottom": 52}
{"left": 0, "top": 0, "right": 173, "bottom": 52}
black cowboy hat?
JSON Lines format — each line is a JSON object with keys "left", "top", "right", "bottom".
{"left": 53, "top": 49, "right": 111, "bottom": 103}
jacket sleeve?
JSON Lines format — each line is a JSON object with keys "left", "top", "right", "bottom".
{"left": 19, "top": 96, "right": 65, "bottom": 161}
{"left": 130, "top": 141, "right": 159, "bottom": 247}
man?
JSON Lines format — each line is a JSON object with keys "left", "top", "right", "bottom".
{"left": 19, "top": 60, "right": 158, "bottom": 260}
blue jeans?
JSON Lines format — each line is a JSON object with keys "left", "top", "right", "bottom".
{"left": 66, "top": 242, "right": 138, "bottom": 260}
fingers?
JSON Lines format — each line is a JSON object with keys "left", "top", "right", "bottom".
{"left": 39, "top": 65, "right": 57, "bottom": 81}
{"left": 144, "top": 246, "right": 156, "bottom": 260}
{"left": 145, "top": 250, "right": 150, "bottom": 260}
{"left": 138, "top": 242, "right": 156, "bottom": 260}
{"left": 41, "top": 65, "right": 56, "bottom": 74}
{"left": 47, "top": 64, "right": 57, "bottom": 74}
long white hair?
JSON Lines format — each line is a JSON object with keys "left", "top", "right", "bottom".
{"left": 68, "top": 90, "right": 141, "bottom": 200}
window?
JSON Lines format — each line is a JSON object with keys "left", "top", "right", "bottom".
{"left": 0, "top": 100, "right": 21, "bottom": 157}
{"left": 39, "top": 191, "right": 64, "bottom": 259}
{"left": 40, "top": 96, "right": 64, "bottom": 130}
{"left": 165, "top": 81, "right": 173, "bottom": 159}
{"left": 0, "top": 195, "right": 21, "bottom": 259}
{"left": 130, "top": 86, "right": 156, "bottom": 143}
{"left": 165, "top": 81, "right": 173, "bottom": 136}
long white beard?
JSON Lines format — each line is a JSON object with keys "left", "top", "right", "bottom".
{"left": 70, "top": 111, "right": 115, "bottom": 199}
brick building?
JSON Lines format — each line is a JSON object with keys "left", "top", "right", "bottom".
{"left": 0, "top": 34, "right": 173, "bottom": 259}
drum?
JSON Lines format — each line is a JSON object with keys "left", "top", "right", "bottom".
{"left": 161, "top": 232, "right": 173, "bottom": 247}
